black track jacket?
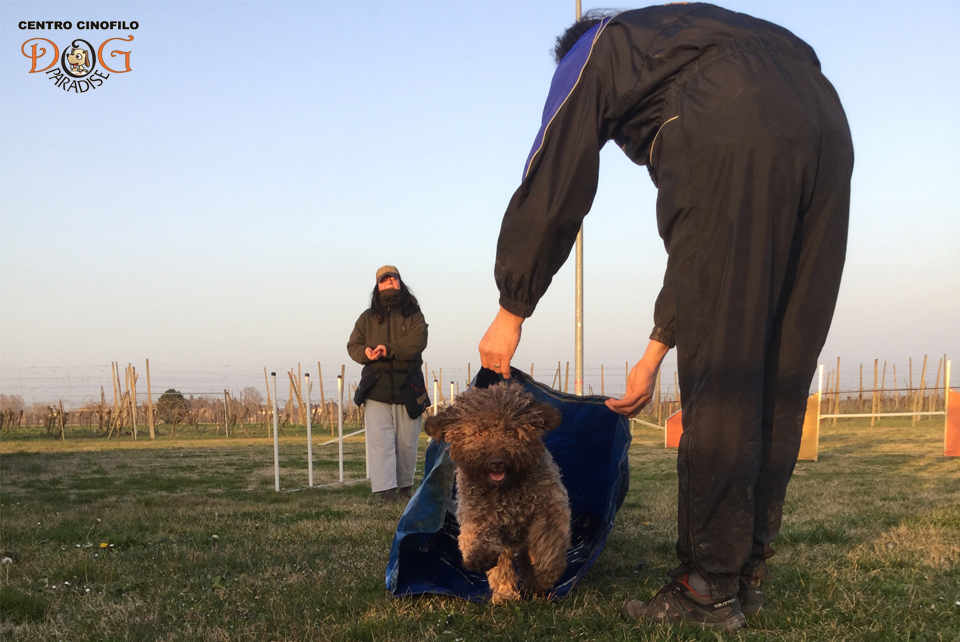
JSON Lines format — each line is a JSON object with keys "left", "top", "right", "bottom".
{"left": 494, "top": 3, "right": 825, "bottom": 344}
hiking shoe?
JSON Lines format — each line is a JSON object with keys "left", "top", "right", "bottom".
{"left": 371, "top": 488, "right": 398, "bottom": 505}
{"left": 621, "top": 576, "right": 746, "bottom": 632}
{"left": 738, "top": 577, "right": 763, "bottom": 615}
{"left": 398, "top": 486, "right": 412, "bottom": 499}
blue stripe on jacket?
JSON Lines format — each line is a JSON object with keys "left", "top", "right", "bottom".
{"left": 522, "top": 17, "right": 613, "bottom": 180}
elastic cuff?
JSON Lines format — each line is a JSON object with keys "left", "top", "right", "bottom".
{"left": 498, "top": 295, "right": 536, "bottom": 319}
{"left": 699, "top": 572, "right": 740, "bottom": 601}
{"left": 649, "top": 325, "right": 676, "bottom": 349}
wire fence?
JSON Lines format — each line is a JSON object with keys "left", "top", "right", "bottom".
{"left": 0, "top": 355, "right": 951, "bottom": 435}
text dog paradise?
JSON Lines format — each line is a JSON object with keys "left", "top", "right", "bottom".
{"left": 21, "top": 35, "right": 135, "bottom": 93}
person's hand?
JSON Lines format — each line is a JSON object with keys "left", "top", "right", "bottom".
{"left": 479, "top": 307, "right": 524, "bottom": 379}
{"left": 364, "top": 345, "right": 388, "bottom": 361}
{"left": 606, "top": 340, "right": 670, "bottom": 417}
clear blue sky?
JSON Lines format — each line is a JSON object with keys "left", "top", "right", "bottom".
{"left": 1, "top": 1, "right": 958, "bottom": 403}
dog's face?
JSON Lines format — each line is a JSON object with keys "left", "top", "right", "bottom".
{"left": 424, "top": 382, "right": 562, "bottom": 487}
{"left": 67, "top": 48, "right": 88, "bottom": 68}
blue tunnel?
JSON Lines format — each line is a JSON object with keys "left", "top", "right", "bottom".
{"left": 386, "top": 367, "right": 632, "bottom": 601}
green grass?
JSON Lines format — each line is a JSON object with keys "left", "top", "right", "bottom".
{"left": 1, "top": 419, "right": 958, "bottom": 640}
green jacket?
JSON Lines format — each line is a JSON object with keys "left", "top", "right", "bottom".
{"left": 347, "top": 306, "right": 428, "bottom": 405}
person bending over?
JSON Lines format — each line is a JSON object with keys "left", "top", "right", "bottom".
{"left": 479, "top": 3, "right": 852, "bottom": 631}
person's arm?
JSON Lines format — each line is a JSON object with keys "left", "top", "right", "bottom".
{"left": 346, "top": 314, "right": 372, "bottom": 365}
{"left": 495, "top": 25, "right": 641, "bottom": 320}
{"left": 649, "top": 278, "right": 677, "bottom": 349}
{"left": 384, "top": 311, "right": 428, "bottom": 361}
{"left": 605, "top": 339, "right": 669, "bottom": 417}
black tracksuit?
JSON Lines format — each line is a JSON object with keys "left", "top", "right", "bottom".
{"left": 495, "top": 3, "right": 853, "bottom": 598}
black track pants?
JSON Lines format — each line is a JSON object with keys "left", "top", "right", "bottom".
{"left": 652, "top": 50, "right": 853, "bottom": 599}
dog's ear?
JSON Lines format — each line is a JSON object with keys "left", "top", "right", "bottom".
{"left": 423, "top": 407, "right": 457, "bottom": 442}
{"left": 533, "top": 402, "right": 563, "bottom": 433}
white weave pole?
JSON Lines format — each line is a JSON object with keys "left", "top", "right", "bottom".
{"left": 337, "top": 374, "right": 344, "bottom": 483}
{"left": 433, "top": 379, "right": 439, "bottom": 415}
{"left": 450, "top": 381, "right": 455, "bottom": 404}
{"left": 271, "top": 372, "right": 280, "bottom": 492}
{"left": 305, "top": 373, "right": 313, "bottom": 487}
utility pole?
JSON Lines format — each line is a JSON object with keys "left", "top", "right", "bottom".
{"left": 574, "top": 0, "right": 584, "bottom": 396}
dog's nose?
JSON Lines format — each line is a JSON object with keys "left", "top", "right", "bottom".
{"left": 488, "top": 459, "right": 506, "bottom": 472}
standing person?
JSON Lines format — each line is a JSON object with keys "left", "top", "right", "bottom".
{"left": 348, "top": 266, "right": 430, "bottom": 504}
{"left": 479, "top": 4, "right": 852, "bottom": 631}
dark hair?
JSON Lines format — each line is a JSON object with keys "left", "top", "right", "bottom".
{"left": 370, "top": 279, "right": 421, "bottom": 323}
{"left": 553, "top": 9, "right": 620, "bottom": 64}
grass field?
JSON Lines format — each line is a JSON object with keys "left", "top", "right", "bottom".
{"left": 1, "top": 418, "right": 958, "bottom": 641}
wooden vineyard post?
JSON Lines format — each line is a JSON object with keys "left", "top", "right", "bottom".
{"left": 879, "top": 361, "right": 887, "bottom": 424}
{"left": 871, "top": 359, "right": 879, "bottom": 427}
{"left": 833, "top": 357, "right": 840, "bottom": 424}
{"left": 858, "top": 363, "right": 863, "bottom": 413}
{"left": 263, "top": 368, "right": 273, "bottom": 438}
{"left": 58, "top": 400, "right": 66, "bottom": 441}
{"left": 111, "top": 362, "right": 120, "bottom": 418}
{"left": 317, "top": 362, "right": 326, "bottom": 423}
{"left": 909, "top": 358, "right": 915, "bottom": 426}
{"left": 288, "top": 371, "right": 305, "bottom": 427}
{"left": 339, "top": 365, "right": 345, "bottom": 431}
{"left": 128, "top": 364, "right": 138, "bottom": 440}
{"left": 146, "top": 359, "right": 155, "bottom": 439}
{"left": 932, "top": 357, "right": 943, "bottom": 413}
{"left": 824, "top": 372, "right": 832, "bottom": 416}
{"left": 893, "top": 364, "right": 900, "bottom": 410}
{"left": 917, "top": 355, "right": 928, "bottom": 423}
{"left": 286, "top": 375, "right": 295, "bottom": 425}
{"left": 563, "top": 362, "right": 569, "bottom": 394}
{"left": 223, "top": 390, "right": 230, "bottom": 438}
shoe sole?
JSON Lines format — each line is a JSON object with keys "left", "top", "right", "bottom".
{"left": 699, "top": 612, "right": 747, "bottom": 632}
{"left": 622, "top": 603, "right": 747, "bottom": 632}
{"left": 741, "top": 603, "right": 762, "bottom": 616}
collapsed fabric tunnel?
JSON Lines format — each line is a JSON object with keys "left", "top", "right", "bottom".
{"left": 386, "top": 367, "right": 632, "bottom": 601}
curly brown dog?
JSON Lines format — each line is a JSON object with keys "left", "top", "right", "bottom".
{"left": 424, "top": 382, "right": 571, "bottom": 603}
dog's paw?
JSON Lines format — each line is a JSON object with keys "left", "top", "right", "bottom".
{"left": 490, "top": 588, "right": 521, "bottom": 604}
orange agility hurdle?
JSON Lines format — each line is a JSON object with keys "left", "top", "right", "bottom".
{"left": 945, "top": 360, "right": 958, "bottom": 457}
{"left": 665, "top": 409, "right": 683, "bottom": 448}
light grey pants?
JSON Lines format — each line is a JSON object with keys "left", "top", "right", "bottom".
{"left": 364, "top": 399, "right": 421, "bottom": 493}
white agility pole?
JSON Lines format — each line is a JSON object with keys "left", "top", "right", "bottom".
{"left": 271, "top": 372, "right": 280, "bottom": 492}
{"left": 337, "top": 374, "right": 344, "bottom": 483}
{"left": 433, "top": 379, "right": 439, "bottom": 415}
{"left": 450, "top": 381, "right": 455, "bottom": 404}
{"left": 305, "top": 373, "right": 313, "bottom": 487}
